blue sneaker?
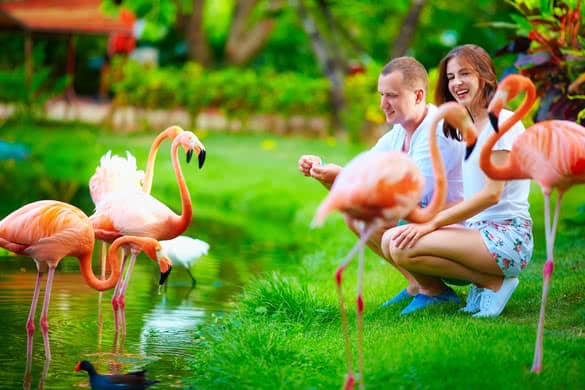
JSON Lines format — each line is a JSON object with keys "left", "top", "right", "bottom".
{"left": 400, "top": 287, "right": 461, "bottom": 315}
{"left": 381, "top": 288, "right": 413, "bottom": 307}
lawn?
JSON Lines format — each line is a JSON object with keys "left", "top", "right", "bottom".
{"left": 1, "top": 121, "right": 584, "bottom": 389}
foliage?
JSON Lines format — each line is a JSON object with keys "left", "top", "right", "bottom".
{"left": 110, "top": 59, "right": 332, "bottom": 132}
{"left": 101, "top": 0, "right": 181, "bottom": 42}
{"left": 342, "top": 62, "right": 384, "bottom": 142}
{"left": 0, "top": 45, "right": 69, "bottom": 120}
{"left": 489, "top": 0, "right": 585, "bottom": 123}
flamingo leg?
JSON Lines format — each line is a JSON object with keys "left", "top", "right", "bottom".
{"left": 111, "top": 247, "right": 129, "bottom": 310}
{"left": 116, "top": 249, "right": 139, "bottom": 309}
{"left": 531, "top": 192, "right": 561, "bottom": 373}
{"left": 336, "top": 222, "right": 378, "bottom": 390}
{"left": 356, "top": 236, "right": 366, "bottom": 390}
{"left": 26, "top": 268, "right": 44, "bottom": 357}
{"left": 39, "top": 266, "right": 56, "bottom": 360}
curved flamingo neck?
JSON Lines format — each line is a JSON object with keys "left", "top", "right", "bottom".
{"left": 407, "top": 112, "right": 446, "bottom": 223}
{"left": 479, "top": 82, "right": 536, "bottom": 180}
{"left": 143, "top": 126, "right": 183, "bottom": 194}
{"left": 170, "top": 139, "right": 193, "bottom": 236}
{"left": 78, "top": 246, "right": 120, "bottom": 291}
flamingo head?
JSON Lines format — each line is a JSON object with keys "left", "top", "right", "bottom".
{"left": 437, "top": 102, "right": 478, "bottom": 160}
{"left": 175, "top": 131, "right": 207, "bottom": 169}
{"left": 140, "top": 238, "right": 173, "bottom": 285}
{"left": 488, "top": 74, "right": 535, "bottom": 133}
{"left": 158, "top": 258, "right": 172, "bottom": 285}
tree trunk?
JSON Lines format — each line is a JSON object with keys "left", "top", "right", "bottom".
{"left": 390, "top": 0, "right": 427, "bottom": 58}
{"left": 183, "top": 0, "right": 212, "bottom": 66}
{"left": 291, "top": 0, "right": 346, "bottom": 135}
{"left": 225, "top": 0, "right": 281, "bottom": 65}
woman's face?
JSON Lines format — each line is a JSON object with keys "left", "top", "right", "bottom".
{"left": 446, "top": 56, "right": 481, "bottom": 109}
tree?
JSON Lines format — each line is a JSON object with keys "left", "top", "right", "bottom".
{"left": 104, "top": 0, "right": 283, "bottom": 66}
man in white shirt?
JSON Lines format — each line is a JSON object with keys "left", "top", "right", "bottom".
{"left": 298, "top": 57, "right": 464, "bottom": 306}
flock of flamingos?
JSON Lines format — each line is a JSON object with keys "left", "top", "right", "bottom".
{"left": 1, "top": 74, "right": 585, "bottom": 389}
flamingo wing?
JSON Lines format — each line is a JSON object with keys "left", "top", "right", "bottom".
{"left": 517, "top": 121, "right": 585, "bottom": 192}
{"left": 91, "top": 190, "right": 178, "bottom": 239}
{"left": 0, "top": 200, "right": 93, "bottom": 264}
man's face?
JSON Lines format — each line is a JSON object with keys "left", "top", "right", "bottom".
{"left": 377, "top": 71, "right": 420, "bottom": 126}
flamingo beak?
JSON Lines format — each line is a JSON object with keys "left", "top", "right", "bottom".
{"left": 186, "top": 149, "right": 193, "bottom": 163}
{"left": 159, "top": 266, "right": 172, "bottom": 285}
{"left": 198, "top": 149, "right": 206, "bottom": 169}
{"left": 489, "top": 112, "right": 499, "bottom": 133}
{"left": 465, "top": 141, "right": 476, "bottom": 160}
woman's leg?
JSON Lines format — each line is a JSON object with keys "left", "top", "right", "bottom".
{"left": 385, "top": 225, "right": 505, "bottom": 294}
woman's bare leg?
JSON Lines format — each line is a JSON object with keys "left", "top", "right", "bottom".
{"left": 385, "top": 226, "right": 505, "bottom": 294}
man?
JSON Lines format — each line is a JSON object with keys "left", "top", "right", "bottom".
{"left": 298, "top": 56, "right": 464, "bottom": 306}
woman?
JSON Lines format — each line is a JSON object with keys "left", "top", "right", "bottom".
{"left": 381, "top": 44, "right": 533, "bottom": 317}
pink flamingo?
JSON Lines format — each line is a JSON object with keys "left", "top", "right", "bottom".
{"left": 312, "top": 102, "right": 478, "bottom": 389}
{"left": 480, "top": 74, "right": 585, "bottom": 373}
{"left": 90, "top": 130, "right": 206, "bottom": 310}
{"left": 0, "top": 200, "right": 168, "bottom": 360}
{"left": 89, "top": 126, "right": 186, "bottom": 282}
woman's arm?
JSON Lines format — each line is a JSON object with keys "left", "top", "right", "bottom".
{"left": 390, "top": 150, "right": 509, "bottom": 249}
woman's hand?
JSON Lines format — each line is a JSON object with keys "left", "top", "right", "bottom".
{"left": 391, "top": 222, "right": 436, "bottom": 249}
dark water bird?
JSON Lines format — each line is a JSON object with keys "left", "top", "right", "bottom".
{"left": 75, "top": 360, "right": 159, "bottom": 389}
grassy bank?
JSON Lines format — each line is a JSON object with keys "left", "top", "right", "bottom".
{"left": 1, "top": 122, "right": 584, "bottom": 388}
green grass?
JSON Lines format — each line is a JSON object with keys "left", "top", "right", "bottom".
{"left": 1, "top": 121, "right": 584, "bottom": 388}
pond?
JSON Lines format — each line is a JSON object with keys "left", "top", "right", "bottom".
{"left": 0, "top": 223, "right": 298, "bottom": 389}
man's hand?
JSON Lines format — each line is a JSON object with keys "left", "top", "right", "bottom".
{"left": 298, "top": 155, "right": 321, "bottom": 176}
{"left": 310, "top": 163, "right": 341, "bottom": 185}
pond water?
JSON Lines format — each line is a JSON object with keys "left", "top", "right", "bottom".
{"left": 0, "top": 226, "right": 297, "bottom": 389}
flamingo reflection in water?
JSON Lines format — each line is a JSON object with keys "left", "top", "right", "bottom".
{"left": 312, "top": 102, "right": 478, "bottom": 389}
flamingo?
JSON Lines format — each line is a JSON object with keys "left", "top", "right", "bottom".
{"left": 480, "top": 74, "right": 585, "bottom": 373}
{"left": 90, "top": 130, "right": 206, "bottom": 310}
{"left": 0, "top": 200, "right": 169, "bottom": 360}
{"left": 312, "top": 102, "right": 477, "bottom": 390}
{"left": 89, "top": 126, "right": 185, "bottom": 285}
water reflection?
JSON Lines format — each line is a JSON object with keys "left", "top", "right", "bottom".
{"left": 0, "top": 230, "right": 298, "bottom": 389}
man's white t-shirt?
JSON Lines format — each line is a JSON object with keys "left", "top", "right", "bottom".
{"left": 371, "top": 104, "right": 465, "bottom": 207}
{"left": 463, "top": 108, "right": 532, "bottom": 223}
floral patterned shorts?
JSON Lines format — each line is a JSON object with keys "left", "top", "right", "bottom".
{"left": 465, "top": 218, "right": 534, "bottom": 277}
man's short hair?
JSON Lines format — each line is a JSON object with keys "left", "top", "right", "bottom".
{"left": 381, "top": 57, "right": 428, "bottom": 92}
